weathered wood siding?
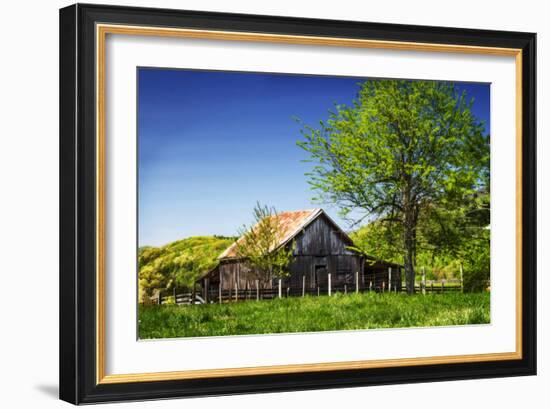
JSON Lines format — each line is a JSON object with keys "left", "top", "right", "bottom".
{"left": 293, "top": 215, "right": 356, "bottom": 256}
{"left": 218, "top": 260, "right": 272, "bottom": 290}
{"left": 283, "top": 215, "right": 363, "bottom": 289}
{"left": 364, "top": 264, "right": 402, "bottom": 291}
{"left": 285, "top": 255, "right": 363, "bottom": 289}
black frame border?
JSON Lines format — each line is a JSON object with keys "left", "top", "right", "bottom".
{"left": 59, "top": 3, "right": 536, "bottom": 404}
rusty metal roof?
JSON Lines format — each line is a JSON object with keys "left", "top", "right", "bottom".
{"left": 218, "top": 208, "right": 324, "bottom": 260}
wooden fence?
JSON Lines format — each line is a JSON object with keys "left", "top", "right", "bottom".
{"left": 155, "top": 278, "right": 462, "bottom": 306}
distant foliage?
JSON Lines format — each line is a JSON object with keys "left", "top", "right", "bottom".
{"left": 461, "top": 228, "right": 490, "bottom": 292}
{"left": 350, "top": 191, "right": 490, "bottom": 290}
{"left": 138, "top": 236, "right": 235, "bottom": 302}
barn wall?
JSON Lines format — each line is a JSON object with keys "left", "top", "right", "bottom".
{"left": 293, "top": 215, "right": 355, "bottom": 256}
{"left": 288, "top": 256, "right": 313, "bottom": 287}
{"left": 364, "top": 265, "right": 402, "bottom": 291}
{"left": 213, "top": 258, "right": 400, "bottom": 292}
{"left": 285, "top": 215, "right": 363, "bottom": 288}
{"left": 284, "top": 255, "right": 364, "bottom": 289}
{"left": 218, "top": 260, "right": 274, "bottom": 290}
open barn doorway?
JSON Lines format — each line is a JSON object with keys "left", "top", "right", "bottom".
{"left": 315, "top": 264, "right": 328, "bottom": 288}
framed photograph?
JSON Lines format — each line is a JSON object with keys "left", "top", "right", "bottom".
{"left": 59, "top": 3, "right": 536, "bottom": 404}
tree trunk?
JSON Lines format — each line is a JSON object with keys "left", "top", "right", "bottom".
{"left": 403, "top": 210, "right": 417, "bottom": 294}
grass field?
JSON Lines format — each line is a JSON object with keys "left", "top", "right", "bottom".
{"left": 138, "top": 292, "right": 490, "bottom": 339}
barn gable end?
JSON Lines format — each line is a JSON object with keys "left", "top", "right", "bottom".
{"left": 293, "top": 212, "right": 355, "bottom": 257}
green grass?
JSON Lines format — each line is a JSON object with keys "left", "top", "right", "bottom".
{"left": 138, "top": 292, "right": 490, "bottom": 339}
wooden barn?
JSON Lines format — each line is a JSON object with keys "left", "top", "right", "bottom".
{"left": 197, "top": 209, "right": 402, "bottom": 300}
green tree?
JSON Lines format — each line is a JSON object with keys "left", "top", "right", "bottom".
{"left": 460, "top": 229, "right": 490, "bottom": 292}
{"left": 235, "top": 202, "right": 295, "bottom": 288}
{"left": 417, "top": 188, "right": 490, "bottom": 290}
{"left": 460, "top": 191, "right": 490, "bottom": 291}
{"left": 349, "top": 219, "right": 402, "bottom": 265}
{"left": 298, "top": 79, "right": 489, "bottom": 293}
{"left": 139, "top": 265, "right": 165, "bottom": 303}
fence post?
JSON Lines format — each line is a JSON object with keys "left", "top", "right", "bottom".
{"left": 382, "top": 281, "right": 385, "bottom": 292}
{"left": 287, "top": 287, "right": 290, "bottom": 297}
{"left": 302, "top": 275, "right": 306, "bottom": 297}
{"left": 460, "top": 264, "right": 464, "bottom": 293}
{"left": 328, "top": 273, "right": 332, "bottom": 296}
{"left": 158, "top": 290, "right": 162, "bottom": 305}
{"left": 422, "top": 267, "right": 426, "bottom": 296}
{"left": 234, "top": 281, "right": 238, "bottom": 301}
{"left": 256, "top": 279, "right": 259, "bottom": 301}
{"left": 219, "top": 284, "right": 222, "bottom": 304}
{"left": 369, "top": 281, "right": 373, "bottom": 292}
{"left": 388, "top": 267, "right": 392, "bottom": 293}
{"left": 317, "top": 286, "right": 320, "bottom": 297}
{"left": 278, "top": 279, "right": 282, "bottom": 298}
{"left": 355, "top": 272, "right": 359, "bottom": 293}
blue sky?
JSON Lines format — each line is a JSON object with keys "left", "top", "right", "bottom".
{"left": 138, "top": 68, "right": 490, "bottom": 247}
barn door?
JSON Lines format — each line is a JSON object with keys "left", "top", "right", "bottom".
{"left": 315, "top": 265, "right": 328, "bottom": 289}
